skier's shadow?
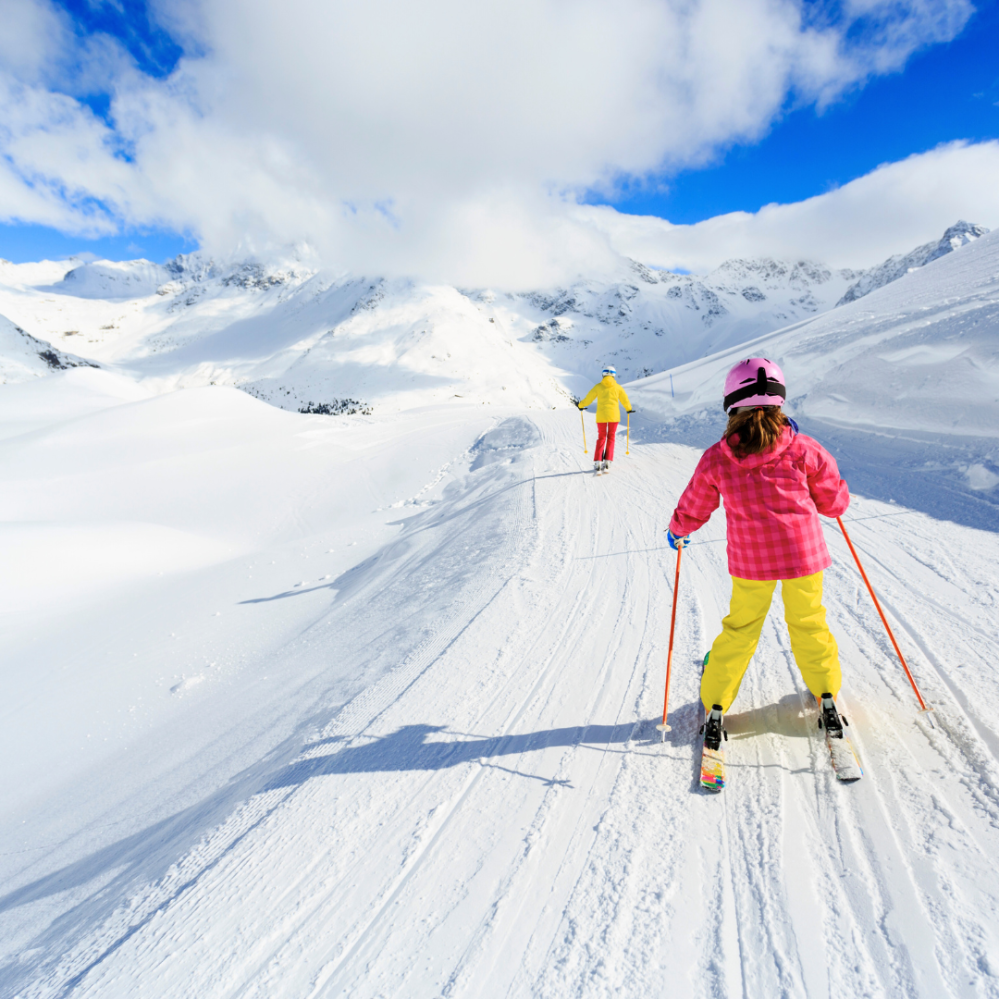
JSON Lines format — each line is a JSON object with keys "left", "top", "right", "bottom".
{"left": 0, "top": 720, "right": 639, "bottom": 932}
{"left": 724, "top": 692, "right": 815, "bottom": 742}
{"left": 263, "top": 721, "right": 639, "bottom": 790}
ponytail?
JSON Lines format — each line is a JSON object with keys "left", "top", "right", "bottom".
{"left": 724, "top": 406, "right": 789, "bottom": 457}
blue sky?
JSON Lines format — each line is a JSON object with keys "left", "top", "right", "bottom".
{"left": 591, "top": 0, "right": 999, "bottom": 223}
{"left": 0, "top": 0, "right": 996, "bottom": 265}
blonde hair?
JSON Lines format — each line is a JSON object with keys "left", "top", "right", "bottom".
{"left": 724, "top": 406, "right": 789, "bottom": 458}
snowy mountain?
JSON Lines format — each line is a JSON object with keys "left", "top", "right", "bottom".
{"left": 505, "top": 256, "right": 859, "bottom": 385}
{"left": 836, "top": 220, "right": 990, "bottom": 305}
{"left": 630, "top": 227, "right": 999, "bottom": 530}
{"left": 0, "top": 224, "right": 985, "bottom": 413}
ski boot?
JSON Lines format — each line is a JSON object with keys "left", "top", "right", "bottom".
{"left": 593, "top": 461, "right": 602, "bottom": 474}
{"left": 817, "top": 692, "right": 849, "bottom": 739}
{"left": 700, "top": 704, "right": 727, "bottom": 751}
{"left": 601, "top": 460, "right": 610, "bottom": 473}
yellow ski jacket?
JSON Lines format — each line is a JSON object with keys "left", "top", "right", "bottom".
{"left": 578, "top": 376, "right": 632, "bottom": 423}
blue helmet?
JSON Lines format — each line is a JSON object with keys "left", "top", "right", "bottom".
{"left": 602, "top": 366, "right": 617, "bottom": 376}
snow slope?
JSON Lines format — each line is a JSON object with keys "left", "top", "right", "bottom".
{"left": 1, "top": 225, "right": 998, "bottom": 998}
{"left": 631, "top": 228, "right": 999, "bottom": 531}
{"left": 2, "top": 397, "right": 999, "bottom": 998}
{"left": 0, "top": 313, "right": 99, "bottom": 385}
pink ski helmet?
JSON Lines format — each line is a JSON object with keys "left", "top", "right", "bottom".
{"left": 723, "top": 358, "right": 786, "bottom": 413}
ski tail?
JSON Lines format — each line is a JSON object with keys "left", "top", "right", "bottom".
{"left": 699, "top": 704, "right": 727, "bottom": 791}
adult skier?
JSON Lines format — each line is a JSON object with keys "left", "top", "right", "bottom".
{"left": 577, "top": 366, "right": 633, "bottom": 473}
{"left": 666, "top": 358, "right": 851, "bottom": 747}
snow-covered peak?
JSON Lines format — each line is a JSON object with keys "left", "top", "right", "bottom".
{"left": 837, "top": 220, "right": 989, "bottom": 306}
{"left": 0, "top": 257, "right": 79, "bottom": 288}
{"left": 163, "top": 252, "right": 316, "bottom": 291}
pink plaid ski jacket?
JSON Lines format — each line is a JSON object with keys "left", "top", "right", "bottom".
{"left": 668, "top": 425, "right": 849, "bottom": 581}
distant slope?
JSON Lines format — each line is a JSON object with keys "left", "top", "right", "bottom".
{"left": 629, "top": 229, "right": 999, "bottom": 530}
{"left": 837, "top": 221, "right": 989, "bottom": 305}
{"left": 0, "top": 314, "right": 98, "bottom": 384}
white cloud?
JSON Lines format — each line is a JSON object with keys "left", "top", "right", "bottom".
{"left": 0, "top": 0, "right": 978, "bottom": 284}
{"left": 576, "top": 140, "right": 999, "bottom": 271}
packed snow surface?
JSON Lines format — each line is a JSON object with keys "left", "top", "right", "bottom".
{"left": 2, "top": 390, "right": 999, "bottom": 997}
{"left": 1, "top": 225, "right": 998, "bottom": 997}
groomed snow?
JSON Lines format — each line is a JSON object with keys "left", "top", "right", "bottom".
{"left": 2, "top": 391, "right": 999, "bottom": 997}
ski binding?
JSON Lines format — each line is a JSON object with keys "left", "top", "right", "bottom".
{"left": 817, "top": 693, "right": 863, "bottom": 782}
{"left": 699, "top": 704, "right": 727, "bottom": 792}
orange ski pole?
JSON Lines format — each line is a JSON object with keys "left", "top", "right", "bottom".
{"left": 657, "top": 545, "right": 683, "bottom": 740}
{"left": 836, "top": 516, "right": 930, "bottom": 712}
{"left": 579, "top": 408, "right": 587, "bottom": 452}
{"left": 626, "top": 411, "right": 630, "bottom": 455}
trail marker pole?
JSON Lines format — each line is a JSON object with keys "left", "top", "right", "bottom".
{"left": 579, "top": 408, "right": 587, "bottom": 452}
{"left": 836, "top": 516, "right": 931, "bottom": 713}
{"left": 657, "top": 546, "right": 683, "bottom": 741}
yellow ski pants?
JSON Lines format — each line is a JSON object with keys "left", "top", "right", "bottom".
{"left": 701, "top": 571, "right": 841, "bottom": 712}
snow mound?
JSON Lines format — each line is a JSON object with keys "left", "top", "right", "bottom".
{"left": 837, "top": 221, "right": 989, "bottom": 305}
{"left": 52, "top": 259, "right": 171, "bottom": 299}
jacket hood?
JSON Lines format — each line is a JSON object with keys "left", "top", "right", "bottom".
{"left": 719, "top": 424, "right": 795, "bottom": 469}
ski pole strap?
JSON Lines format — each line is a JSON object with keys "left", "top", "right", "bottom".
{"left": 836, "top": 516, "right": 929, "bottom": 712}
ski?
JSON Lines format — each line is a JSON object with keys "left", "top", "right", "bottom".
{"left": 817, "top": 693, "right": 863, "bottom": 782}
{"left": 699, "top": 704, "right": 727, "bottom": 792}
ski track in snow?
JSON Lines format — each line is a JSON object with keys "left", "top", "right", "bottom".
{"left": 2, "top": 411, "right": 999, "bottom": 998}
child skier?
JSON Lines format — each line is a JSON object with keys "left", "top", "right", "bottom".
{"left": 666, "top": 358, "right": 851, "bottom": 747}
{"left": 577, "top": 366, "right": 633, "bottom": 473}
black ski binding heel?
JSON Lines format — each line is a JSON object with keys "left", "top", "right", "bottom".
{"left": 700, "top": 704, "right": 727, "bottom": 751}
{"left": 817, "top": 692, "right": 846, "bottom": 739}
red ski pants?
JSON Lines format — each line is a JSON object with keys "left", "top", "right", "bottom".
{"left": 594, "top": 422, "right": 618, "bottom": 462}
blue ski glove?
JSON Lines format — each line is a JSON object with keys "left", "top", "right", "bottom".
{"left": 666, "top": 529, "right": 689, "bottom": 550}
